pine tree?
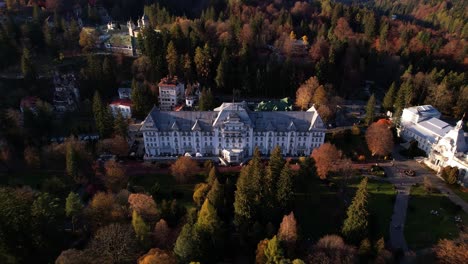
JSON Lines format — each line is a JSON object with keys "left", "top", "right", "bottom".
{"left": 174, "top": 222, "right": 202, "bottom": 262}
{"left": 215, "top": 49, "right": 228, "bottom": 89}
{"left": 166, "top": 41, "right": 178, "bottom": 77}
{"left": 199, "top": 88, "right": 214, "bottom": 111}
{"left": 132, "top": 210, "right": 150, "bottom": 243}
{"left": 342, "top": 177, "right": 369, "bottom": 243}
{"left": 207, "top": 178, "right": 224, "bottom": 211}
{"left": 66, "top": 143, "right": 78, "bottom": 182}
{"left": 101, "top": 106, "right": 114, "bottom": 138}
{"left": 21, "top": 47, "right": 36, "bottom": 82}
{"left": 206, "top": 166, "right": 217, "bottom": 186}
{"left": 264, "top": 147, "right": 285, "bottom": 218}
{"left": 93, "top": 91, "right": 104, "bottom": 135}
{"left": 365, "top": 94, "right": 376, "bottom": 125}
{"left": 114, "top": 111, "right": 128, "bottom": 138}
{"left": 393, "top": 86, "right": 405, "bottom": 124}
{"left": 131, "top": 80, "right": 152, "bottom": 119}
{"left": 65, "top": 192, "right": 83, "bottom": 231}
{"left": 264, "top": 236, "right": 287, "bottom": 263}
{"left": 277, "top": 164, "right": 293, "bottom": 210}
{"left": 194, "top": 44, "right": 212, "bottom": 83}
{"left": 382, "top": 82, "right": 396, "bottom": 112}
{"left": 182, "top": 53, "right": 193, "bottom": 83}
{"left": 196, "top": 199, "right": 221, "bottom": 234}
{"left": 65, "top": 192, "right": 83, "bottom": 218}
{"left": 400, "top": 79, "right": 413, "bottom": 107}
{"left": 234, "top": 148, "right": 264, "bottom": 228}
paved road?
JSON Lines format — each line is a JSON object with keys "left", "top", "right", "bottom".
{"left": 389, "top": 185, "right": 410, "bottom": 251}
{"left": 382, "top": 146, "right": 468, "bottom": 254}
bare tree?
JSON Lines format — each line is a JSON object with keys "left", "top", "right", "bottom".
{"left": 88, "top": 224, "right": 139, "bottom": 264}
{"left": 308, "top": 235, "right": 357, "bottom": 264}
{"left": 365, "top": 122, "right": 394, "bottom": 156}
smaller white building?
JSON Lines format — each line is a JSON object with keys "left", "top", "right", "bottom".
{"left": 426, "top": 119, "right": 468, "bottom": 186}
{"left": 398, "top": 105, "right": 453, "bottom": 154}
{"left": 158, "top": 76, "right": 185, "bottom": 111}
{"left": 110, "top": 99, "right": 132, "bottom": 119}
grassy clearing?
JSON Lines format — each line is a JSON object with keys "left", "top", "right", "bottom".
{"left": 405, "top": 185, "right": 468, "bottom": 249}
{"left": 0, "top": 170, "right": 63, "bottom": 188}
{"left": 294, "top": 175, "right": 396, "bottom": 241}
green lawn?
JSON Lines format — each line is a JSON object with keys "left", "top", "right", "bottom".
{"left": 129, "top": 173, "right": 204, "bottom": 208}
{"left": 294, "top": 175, "right": 395, "bottom": 241}
{"left": 328, "top": 131, "right": 371, "bottom": 160}
{"left": 0, "top": 170, "right": 62, "bottom": 188}
{"left": 405, "top": 185, "right": 467, "bottom": 249}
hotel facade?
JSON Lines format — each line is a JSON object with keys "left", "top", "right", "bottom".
{"left": 140, "top": 102, "right": 326, "bottom": 163}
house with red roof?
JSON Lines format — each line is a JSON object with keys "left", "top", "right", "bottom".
{"left": 109, "top": 99, "right": 132, "bottom": 119}
{"left": 20, "top": 96, "right": 39, "bottom": 113}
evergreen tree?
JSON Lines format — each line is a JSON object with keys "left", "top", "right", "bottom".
{"left": 43, "top": 21, "right": 56, "bottom": 54}
{"left": 277, "top": 164, "right": 293, "bottom": 210}
{"left": 342, "top": 177, "right": 369, "bottom": 243}
{"left": 21, "top": 47, "right": 36, "bottom": 82}
{"left": 363, "top": 12, "right": 375, "bottom": 39}
{"left": 400, "top": 79, "right": 414, "bottom": 107}
{"left": 364, "top": 94, "right": 376, "bottom": 125}
{"left": 65, "top": 192, "right": 83, "bottom": 218}
{"left": 393, "top": 86, "right": 405, "bottom": 124}
{"left": 100, "top": 106, "right": 114, "bottom": 138}
{"left": 264, "top": 236, "right": 287, "bottom": 264}
{"left": 131, "top": 80, "right": 153, "bottom": 119}
{"left": 166, "top": 41, "right": 178, "bottom": 77}
{"left": 198, "top": 88, "right": 214, "bottom": 111}
{"left": 93, "top": 91, "right": 103, "bottom": 133}
{"left": 382, "top": 82, "right": 396, "bottom": 112}
{"left": 174, "top": 222, "right": 202, "bottom": 262}
{"left": 182, "top": 53, "right": 193, "bottom": 83}
{"left": 234, "top": 148, "right": 264, "bottom": 228}
{"left": 102, "top": 57, "right": 117, "bottom": 91}
{"left": 265, "top": 146, "right": 285, "bottom": 215}
{"left": 66, "top": 144, "right": 78, "bottom": 182}
{"left": 132, "top": 210, "right": 150, "bottom": 244}
{"left": 196, "top": 199, "right": 221, "bottom": 234}
{"left": 113, "top": 111, "right": 128, "bottom": 138}
{"left": 65, "top": 192, "right": 83, "bottom": 231}
{"left": 215, "top": 48, "right": 228, "bottom": 89}
{"left": 194, "top": 44, "right": 212, "bottom": 83}
{"left": 206, "top": 166, "right": 217, "bottom": 185}
{"left": 206, "top": 178, "right": 224, "bottom": 211}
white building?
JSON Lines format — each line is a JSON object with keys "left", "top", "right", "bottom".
{"left": 110, "top": 99, "right": 132, "bottom": 119}
{"left": 426, "top": 119, "right": 468, "bottom": 186}
{"left": 140, "top": 102, "right": 326, "bottom": 163}
{"left": 118, "top": 88, "right": 132, "bottom": 99}
{"left": 398, "top": 105, "right": 453, "bottom": 154}
{"left": 127, "top": 14, "right": 149, "bottom": 37}
{"left": 158, "top": 76, "right": 185, "bottom": 111}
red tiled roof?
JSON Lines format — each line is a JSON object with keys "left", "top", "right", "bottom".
{"left": 376, "top": 119, "right": 393, "bottom": 126}
{"left": 110, "top": 99, "right": 132, "bottom": 107}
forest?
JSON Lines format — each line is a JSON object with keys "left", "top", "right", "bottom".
{"left": 0, "top": 0, "right": 467, "bottom": 263}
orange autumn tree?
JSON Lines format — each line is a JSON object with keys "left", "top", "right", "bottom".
{"left": 170, "top": 156, "right": 199, "bottom": 183}
{"left": 365, "top": 122, "right": 394, "bottom": 156}
{"left": 311, "top": 143, "right": 345, "bottom": 179}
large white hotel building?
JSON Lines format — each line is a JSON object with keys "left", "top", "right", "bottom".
{"left": 140, "top": 102, "right": 326, "bottom": 163}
